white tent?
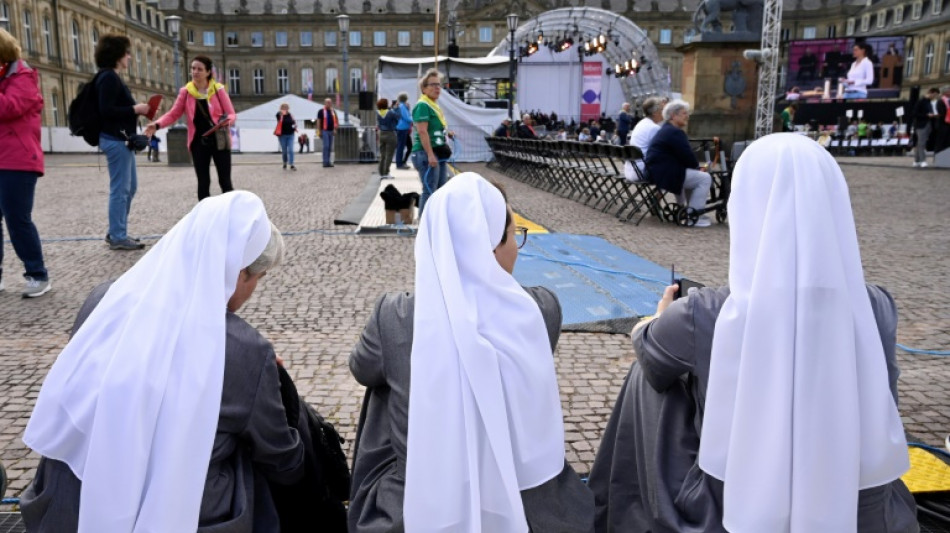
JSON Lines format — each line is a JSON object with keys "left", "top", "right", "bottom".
{"left": 236, "top": 94, "right": 361, "bottom": 129}
{"left": 378, "top": 56, "right": 509, "bottom": 163}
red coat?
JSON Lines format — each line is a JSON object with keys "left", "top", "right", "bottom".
{"left": 0, "top": 60, "right": 44, "bottom": 176}
{"left": 154, "top": 85, "right": 237, "bottom": 149}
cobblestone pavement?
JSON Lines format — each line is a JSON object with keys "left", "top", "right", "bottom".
{"left": 0, "top": 153, "right": 947, "bottom": 498}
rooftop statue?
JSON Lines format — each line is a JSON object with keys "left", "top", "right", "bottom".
{"left": 693, "top": 0, "right": 764, "bottom": 42}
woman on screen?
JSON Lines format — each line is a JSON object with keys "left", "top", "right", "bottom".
{"left": 842, "top": 43, "right": 874, "bottom": 99}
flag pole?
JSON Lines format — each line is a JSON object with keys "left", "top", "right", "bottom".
{"left": 434, "top": 0, "right": 441, "bottom": 70}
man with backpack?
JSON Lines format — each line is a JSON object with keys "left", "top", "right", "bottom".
{"left": 70, "top": 35, "right": 150, "bottom": 250}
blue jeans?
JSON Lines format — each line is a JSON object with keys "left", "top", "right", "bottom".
{"left": 843, "top": 89, "right": 867, "bottom": 99}
{"left": 279, "top": 134, "right": 295, "bottom": 166}
{"left": 0, "top": 170, "right": 47, "bottom": 281}
{"left": 395, "top": 129, "right": 410, "bottom": 167}
{"left": 321, "top": 131, "right": 335, "bottom": 166}
{"left": 100, "top": 134, "right": 137, "bottom": 241}
{"left": 411, "top": 150, "right": 448, "bottom": 215}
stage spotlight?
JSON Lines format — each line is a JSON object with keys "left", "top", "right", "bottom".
{"left": 557, "top": 37, "right": 574, "bottom": 51}
{"left": 537, "top": 30, "right": 544, "bottom": 43}
{"left": 526, "top": 42, "right": 539, "bottom": 56}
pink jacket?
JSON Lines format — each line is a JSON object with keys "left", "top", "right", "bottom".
{"left": 155, "top": 85, "right": 237, "bottom": 149}
{"left": 0, "top": 60, "right": 44, "bottom": 176}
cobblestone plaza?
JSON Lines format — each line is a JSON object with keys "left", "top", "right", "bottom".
{"left": 0, "top": 153, "right": 947, "bottom": 498}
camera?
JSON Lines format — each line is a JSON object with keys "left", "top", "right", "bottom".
{"left": 673, "top": 277, "right": 705, "bottom": 300}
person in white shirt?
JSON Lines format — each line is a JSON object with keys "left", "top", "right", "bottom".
{"left": 842, "top": 43, "right": 874, "bottom": 99}
{"left": 624, "top": 97, "right": 666, "bottom": 182}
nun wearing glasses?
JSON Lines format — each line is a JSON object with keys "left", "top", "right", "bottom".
{"left": 348, "top": 173, "right": 595, "bottom": 533}
{"left": 20, "top": 192, "right": 313, "bottom": 532}
{"left": 587, "top": 134, "right": 916, "bottom": 533}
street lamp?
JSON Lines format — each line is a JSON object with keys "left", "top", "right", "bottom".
{"left": 164, "top": 15, "right": 188, "bottom": 165}
{"left": 337, "top": 14, "right": 350, "bottom": 125}
{"left": 166, "top": 15, "right": 182, "bottom": 90}
{"left": 506, "top": 13, "right": 518, "bottom": 124}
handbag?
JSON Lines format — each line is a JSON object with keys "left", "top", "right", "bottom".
{"left": 432, "top": 141, "right": 452, "bottom": 160}
{"left": 274, "top": 119, "right": 282, "bottom": 136}
{"left": 196, "top": 94, "right": 231, "bottom": 152}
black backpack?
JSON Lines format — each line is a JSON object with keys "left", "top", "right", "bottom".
{"left": 68, "top": 71, "right": 104, "bottom": 147}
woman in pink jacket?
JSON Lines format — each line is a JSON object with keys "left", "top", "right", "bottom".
{"left": 145, "top": 56, "right": 236, "bottom": 201}
{"left": 0, "top": 29, "right": 51, "bottom": 298}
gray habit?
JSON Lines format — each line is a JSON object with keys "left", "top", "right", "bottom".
{"left": 348, "top": 287, "right": 596, "bottom": 533}
{"left": 588, "top": 285, "right": 919, "bottom": 533}
{"left": 21, "top": 282, "right": 306, "bottom": 533}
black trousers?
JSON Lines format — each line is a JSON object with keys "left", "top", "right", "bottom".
{"left": 190, "top": 138, "right": 233, "bottom": 201}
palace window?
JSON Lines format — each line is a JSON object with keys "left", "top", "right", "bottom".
{"left": 71, "top": 20, "right": 81, "bottom": 65}
{"left": 422, "top": 31, "right": 434, "bottom": 46}
{"left": 325, "top": 31, "right": 337, "bottom": 46}
{"left": 932, "top": 0, "right": 943, "bottom": 15}
{"left": 203, "top": 31, "right": 215, "bottom": 47}
{"left": 479, "top": 26, "right": 492, "bottom": 43}
{"left": 253, "top": 68, "right": 264, "bottom": 95}
{"left": 374, "top": 31, "right": 386, "bottom": 46}
{"left": 228, "top": 68, "right": 240, "bottom": 94}
{"left": 43, "top": 17, "right": 52, "bottom": 58}
{"left": 325, "top": 67, "right": 338, "bottom": 93}
{"left": 276, "top": 31, "right": 288, "bottom": 47}
{"left": 924, "top": 42, "right": 935, "bottom": 75}
{"left": 802, "top": 26, "right": 816, "bottom": 39}
{"left": 905, "top": 45, "right": 915, "bottom": 77}
{"left": 398, "top": 31, "right": 410, "bottom": 46}
{"left": 659, "top": 29, "right": 672, "bottom": 44}
{"left": 301, "top": 67, "right": 313, "bottom": 93}
{"left": 911, "top": 1, "right": 922, "bottom": 20}
{"left": 251, "top": 31, "right": 263, "bottom": 47}
{"left": 300, "top": 31, "right": 312, "bottom": 47}
{"left": 350, "top": 67, "right": 362, "bottom": 93}
{"left": 894, "top": 5, "right": 904, "bottom": 23}
{"left": 846, "top": 18, "right": 855, "bottom": 36}
{"left": 350, "top": 31, "right": 361, "bottom": 46}
{"left": 860, "top": 14, "right": 870, "bottom": 32}
{"left": 876, "top": 11, "right": 886, "bottom": 28}
{"left": 277, "top": 68, "right": 289, "bottom": 94}
{"left": 51, "top": 90, "right": 59, "bottom": 126}
{"left": 226, "top": 32, "right": 238, "bottom": 46}
{"left": 826, "top": 25, "right": 837, "bottom": 38}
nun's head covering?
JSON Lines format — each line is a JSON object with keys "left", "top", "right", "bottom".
{"left": 698, "top": 134, "right": 908, "bottom": 532}
{"left": 25, "top": 191, "right": 275, "bottom": 532}
{"left": 404, "top": 173, "right": 565, "bottom": 533}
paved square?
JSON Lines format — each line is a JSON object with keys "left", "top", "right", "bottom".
{"left": 1, "top": 153, "right": 947, "bottom": 499}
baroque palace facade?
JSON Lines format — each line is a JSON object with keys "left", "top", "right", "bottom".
{"left": 1, "top": 0, "right": 947, "bottom": 126}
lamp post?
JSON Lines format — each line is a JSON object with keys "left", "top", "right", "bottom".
{"left": 506, "top": 13, "right": 518, "bottom": 125}
{"left": 164, "top": 15, "right": 189, "bottom": 165}
{"left": 337, "top": 14, "right": 350, "bottom": 125}
{"left": 166, "top": 15, "right": 182, "bottom": 90}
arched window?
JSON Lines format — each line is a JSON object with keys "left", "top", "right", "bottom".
{"left": 51, "top": 89, "right": 60, "bottom": 126}
{"left": 93, "top": 27, "right": 99, "bottom": 48}
{"left": 905, "top": 44, "right": 915, "bottom": 77}
{"left": 42, "top": 16, "right": 52, "bottom": 58}
{"left": 146, "top": 51, "right": 152, "bottom": 81}
{"left": 349, "top": 67, "right": 362, "bottom": 93}
{"left": 135, "top": 48, "right": 143, "bottom": 79}
{"left": 71, "top": 20, "right": 82, "bottom": 66}
{"left": 923, "top": 42, "right": 935, "bottom": 75}
{"left": 23, "top": 10, "right": 34, "bottom": 53}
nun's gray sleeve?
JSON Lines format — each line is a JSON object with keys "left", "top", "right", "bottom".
{"left": 632, "top": 296, "right": 697, "bottom": 393}
{"left": 239, "top": 340, "right": 305, "bottom": 485}
{"left": 350, "top": 294, "right": 389, "bottom": 387}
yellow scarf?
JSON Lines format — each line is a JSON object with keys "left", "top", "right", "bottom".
{"left": 185, "top": 80, "right": 224, "bottom": 100}
{"left": 377, "top": 109, "right": 389, "bottom": 119}
{"left": 418, "top": 94, "right": 446, "bottom": 128}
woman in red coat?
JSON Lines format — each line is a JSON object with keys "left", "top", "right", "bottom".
{"left": 145, "top": 55, "right": 237, "bottom": 201}
{"left": 0, "top": 28, "right": 51, "bottom": 298}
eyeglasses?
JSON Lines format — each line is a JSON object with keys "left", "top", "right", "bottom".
{"left": 515, "top": 226, "right": 528, "bottom": 249}
{"left": 425, "top": 82, "right": 442, "bottom": 88}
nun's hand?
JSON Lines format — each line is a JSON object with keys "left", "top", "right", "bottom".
{"left": 275, "top": 354, "right": 285, "bottom": 367}
{"left": 656, "top": 284, "right": 678, "bottom": 316}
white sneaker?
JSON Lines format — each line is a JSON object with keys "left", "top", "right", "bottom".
{"left": 912, "top": 162, "right": 921, "bottom": 167}
{"left": 920, "top": 162, "right": 929, "bottom": 168}
{"left": 693, "top": 216, "right": 712, "bottom": 228}
{"left": 23, "top": 277, "right": 52, "bottom": 298}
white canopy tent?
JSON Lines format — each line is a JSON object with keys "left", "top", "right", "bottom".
{"left": 235, "top": 94, "right": 361, "bottom": 129}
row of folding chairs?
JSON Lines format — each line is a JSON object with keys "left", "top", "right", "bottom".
{"left": 486, "top": 137, "right": 729, "bottom": 226}
{"left": 824, "top": 137, "right": 911, "bottom": 156}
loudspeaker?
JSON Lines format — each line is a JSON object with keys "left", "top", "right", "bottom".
{"left": 358, "top": 91, "right": 375, "bottom": 111}
{"left": 448, "top": 44, "right": 460, "bottom": 58}
{"left": 909, "top": 85, "right": 920, "bottom": 103}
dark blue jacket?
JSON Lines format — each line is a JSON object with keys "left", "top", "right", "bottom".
{"left": 377, "top": 109, "right": 399, "bottom": 131}
{"left": 617, "top": 111, "right": 633, "bottom": 134}
{"left": 644, "top": 122, "right": 699, "bottom": 195}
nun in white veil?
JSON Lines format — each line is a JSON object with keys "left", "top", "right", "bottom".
{"left": 347, "top": 172, "right": 595, "bottom": 533}
{"left": 588, "top": 133, "right": 917, "bottom": 533}
{"left": 20, "top": 191, "right": 309, "bottom": 533}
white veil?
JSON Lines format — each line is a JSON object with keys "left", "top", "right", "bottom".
{"left": 404, "top": 173, "right": 565, "bottom": 533}
{"left": 698, "top": 134, "right": 909, "bottom": 532}
{"left": 24, "top": 191, "right": 273, "bottom": 532}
